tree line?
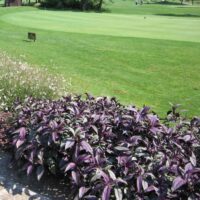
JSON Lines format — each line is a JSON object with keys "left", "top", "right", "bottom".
{"left": 26, "top": 0, "right": 104, "bottom": 10}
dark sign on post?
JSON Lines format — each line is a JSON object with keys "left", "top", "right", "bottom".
{"left": 28, "top": 32, "right": 36, "bottom": 42}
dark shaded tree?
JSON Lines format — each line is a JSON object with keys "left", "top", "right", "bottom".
{"left": 41, "top": 0, "right": 105, "bottom": 10}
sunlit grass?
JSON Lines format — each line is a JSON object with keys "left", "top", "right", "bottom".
{"left": 0, "top": 3, "right": 200, "bottom": 116}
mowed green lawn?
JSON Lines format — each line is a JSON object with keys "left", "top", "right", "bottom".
{"left": 2, "top": 10, "right": 200, "bottom": 42}
{"left": 0, "top": 1, "right": 200, "bottom": 116}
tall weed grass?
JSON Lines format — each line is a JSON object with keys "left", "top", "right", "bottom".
{"left": 0, "top": 51, "right": 70, "bottom": 110}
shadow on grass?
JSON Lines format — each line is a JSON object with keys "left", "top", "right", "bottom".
{"left": 35, "top": 4, "right": 110, "bottom": 14}
{"left": 22, "top": 40, "right": 32, "bottom": 43}
{"left": 147, "top": 1, "right": 185, "bottom": 5}
{"left": 155, "top": 13, "right": 200, "bottom": 17}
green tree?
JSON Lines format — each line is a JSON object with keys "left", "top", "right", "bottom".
{"left": 41, "top": 0, "right": 104, "bottom": 10}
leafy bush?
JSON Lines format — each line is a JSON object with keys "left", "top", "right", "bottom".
{"left": 41, "top": 0, "right": 103, "bottom": 11}
{"left": 8, "top": 95, "right": 200, "bottom": 199}
{"left": 0, "top": 52, "right": 69, "bottom": 111}
{"left": 0, "top": 112, "right": 12, "bottom": 149}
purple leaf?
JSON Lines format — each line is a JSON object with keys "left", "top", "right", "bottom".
{"left": 114, "top": 188, "right": 123, "bottom": 200}
{"left": 102, "top": 186, "right": 111, "bottom": 200}
{"left": 169, "top": 164, "right": 178, "bottom": 175}
{"left": 182, "top": 135, "right": 191, "bottom": 142}
{"left": 52, "top": 132, "right": 58, "bottom": 143}
{"left": 108, "top": 169, "right": 116, "bottom": 180}
{"left": 50, "top": 120, "right": 58, "bottom": 129}
{"left": 36, "top": 165, "right": 44, "bottom": 181}
{"left": 140, "top": 106, "right": 150, "bottom": 117}
{"left": 19, "top": 127, "right": 26, "bottom": 139}
{"left": 145, "top": 185, "right": 159, "bottom": 192}
{"left": 116, "top": 178, "right": 127, "bottom": 185}
{"left": 184, "top": 163, "right": 193, "bottom": 173}
{"left": 16, "top": 139, "right": 24, "bottom": 148}
{"left": 114, "top": 146, "right": 129, "bottom": 151}
{"left": 129, "top": 136, "right": 142, "bottom": 145}
{"left": 137, "top": 176, "right": 142, "bottom": 193}
{"left": 91, "top": 125, "right": 98, "bottom": 134}
{"left": 65, "top": 162, "right": 76, "bottom": 172}
{"left": 148, "top": 114, "right": 159, "bottom": 126}
{"left": 28, "top": 151, "right": 34, "bottom": 163}
{"left": 72, "top": 171, "right": 79, "bottom": 185}
{"left": 77, "top": 154, "right": 91, "bottom": 163}
{"left": 98, "top": 170, "right": 110, "bottom": 184}
{"left": 79, "top": 187, "right": 89, "bottom": 198}
{"left": 65, "top": 139, "right": 75, "bottom": 150}
{"left": 84, "top": 195, "right": 97, "bottom": 200}
{"left": 37, "top": 150, "right": 44, "bottom": 164}
{"left": 27, "top": 165, "right": 33, "bottom": 175}
{"left": 191, "top": 168, "right": 200, "bottom": 174}
{"left": 150, "top": 127, "right": 159, "bottom": 134}
{"left": 81, "top": 140, "right": 93, "bottom": 154}
{"left": 142, "top": 180, "right": 148, "bottom": 190}
{"left": 172, "top": 177, "right": 186, "bottom": 192}
{"left": 190, "top": 152, "right": 196, "bottom": 166}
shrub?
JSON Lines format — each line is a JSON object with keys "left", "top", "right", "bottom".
{"left": 7, "top": 95, "right": 200, "bottom": 199}
{"left": 0, "top": 112, "right": 12, "bottom": 149}
{"left": 0, "top": 52, "right": 70, "bottom": 111}
{"left": 41, "top": 0, "right": 103, "bottom": 11}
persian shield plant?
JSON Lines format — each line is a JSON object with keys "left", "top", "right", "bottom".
{"left": 7, "top": 95, "right": 200, "bottom": 199}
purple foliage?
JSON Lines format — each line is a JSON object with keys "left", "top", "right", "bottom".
{"left": 8, "top": 95, "right": 200, "bottom": 199}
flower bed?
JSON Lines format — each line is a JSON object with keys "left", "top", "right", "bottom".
{"left": 6, "top": 95, "right": 200, "bottom": 200}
